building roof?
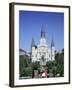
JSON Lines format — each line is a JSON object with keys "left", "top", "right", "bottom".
{"left": 51, "top": 38, "right": 54, "bottom": 47}
{"left": 31, "top": 37, "right": 36, "bottom": 47}
{"left": 41, "top": 24, "right": 45, "bottom": 38}
{"left": 19, "top": 49, "right": 26, "bottom": 53}
{"left": 19, "top": 49, "right": 30, "bottom": 56}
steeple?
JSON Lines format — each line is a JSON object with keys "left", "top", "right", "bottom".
{"left": 51, "top": 37, "right": 54, "bottom": 47}
{"left": 31, "top": 37, "right": 35, "bottom": 47}
{"left": 41, "top": 24, "right": 45, "bottom": 38}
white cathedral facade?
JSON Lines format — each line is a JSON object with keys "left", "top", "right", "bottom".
{"left": 31, "top": 25, "right": 55, "bottom": 63}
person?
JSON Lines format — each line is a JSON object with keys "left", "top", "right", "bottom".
{"left": 41, "top": 70, "right": 48, "bottom": 78}
{"left": 45, "top": 70, "right": 48, "bottom": 78}
{"left": 41, "top": 71, "right": 45, "bottom": 78}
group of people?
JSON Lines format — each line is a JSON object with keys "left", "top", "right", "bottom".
{"left": 32, "top": 69, "right": 48, "bottom": 78}
{"left": 41, "top": 70, "right": 48, "bottom": 78}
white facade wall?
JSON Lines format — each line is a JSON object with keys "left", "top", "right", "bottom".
{"left": 32, "top": 45, "right": 55, "bottom": 62}
{"left": 51, "top": 47, "right": 55, "bottom": 61}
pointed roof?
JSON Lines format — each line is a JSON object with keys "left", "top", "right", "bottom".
{"left": 41, "top": 24, "right": 45, "bottom": 38}
{"left": 31, "top": 37, "right": 35, "bottom": 47}
{"left": 51, "top": 37, "right": 54, "bottom": 47}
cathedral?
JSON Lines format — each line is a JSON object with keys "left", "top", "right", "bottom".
{"left": 31, "top": 25, "right": 55, "bottom": 63}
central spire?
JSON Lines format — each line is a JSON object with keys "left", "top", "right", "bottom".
{"left": 51, "top": 37, "right": 54, "bottom": 47}
{"left": 41, "top": 24, "right": 45, "bottom": 38}
{"left": 31, "top": 37, "right": 35, "bottom": 47}
{"left": 40, "top": 24, "right": 46, "bottom": 46}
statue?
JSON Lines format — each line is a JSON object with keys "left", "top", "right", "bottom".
{"left": 42, "top": 55, "right": 44, "bottom": 61}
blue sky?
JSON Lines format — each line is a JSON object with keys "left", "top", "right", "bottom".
{"left": 19, "top": 10, "right": 64, "bottom": 52}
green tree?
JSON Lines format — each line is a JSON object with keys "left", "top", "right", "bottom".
{"left": 31, "top": 61, "right": 40, "bottom": 70}
{"left": 19, "top": 55, "right": 31, "bottom": 77}
{"left": 46, "top": 61, "right": 57, "bottom": 76}
{"left": 55, "top": 49, "right": 64, "bottom": 76}
{"left": 46, "top": 48, "right": 64, "bottom": 77}
{"left": 24, "top": 67, "right": 32, "bottom": 76}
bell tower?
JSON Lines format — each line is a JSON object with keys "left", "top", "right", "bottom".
{"left": 51, "top": 37, "right": 55, "bottom": 61}
{"left": 40, "top": 24, "right": 46, "bottom": 46}
{"left": 31, "top": 37, "right": 35, "bottom": 47}
{"left": 41, "top": 24, "right": 45, "bottom": 38}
